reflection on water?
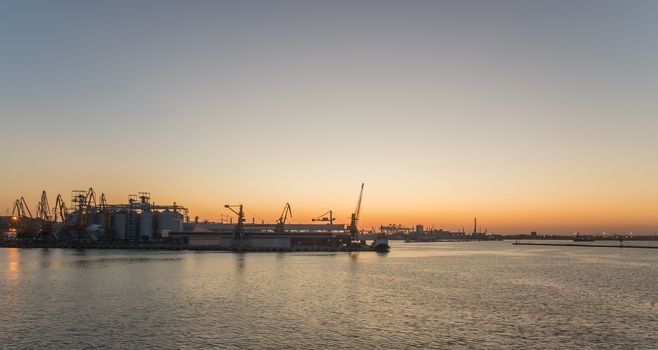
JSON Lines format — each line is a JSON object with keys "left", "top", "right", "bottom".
{"left": 66, "top": 257, "right": 184, "bottom": 269}
{"left": 5, "top": 248, "right": 20, "bottom": 282}
{"left": 233, "top": 253, "right": 246, "bottom": 273}
{"left": 0, "top": 242, "right": 657, "bottom": 349}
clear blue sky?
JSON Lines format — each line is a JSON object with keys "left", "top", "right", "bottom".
{"left": 2, "top": 1, "right": 658, "bottom": 234}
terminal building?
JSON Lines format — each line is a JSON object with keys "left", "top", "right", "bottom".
{"left": 170, "top": 223, "right": 349, "bottom": 249}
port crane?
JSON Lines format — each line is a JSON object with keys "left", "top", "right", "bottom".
{"left": 225, "top": 204, "right": 245, "bottom": 243}
{"left": 99, "top": 193, "right": 108, "bottom": 209}
{"left": 347, "top": 183, "right": 364, "bottom": 241}
{"left": 36, "top": 191, "right": 52, "bottom": 222}
{"left": 312, "top": 210, "right": 334, "bottom": 226}
{"left": 69, "top": 188, "right": 97, "bottom": 243}
{"left": 12, "top": 197, "right": 33, "bottom": 219}
{"left": 35, "top": 191, "right": 57, "bottom": 241}
{"left": 11, "top": 197, "right": 34, "bottom": 240}
{"left": 275, "top": 202, "right": 292, "bottom": 233}
{"left": 52, "top": 194, "right": 68, "bottom": 223}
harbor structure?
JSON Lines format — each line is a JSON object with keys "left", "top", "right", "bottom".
{"left": 2, "top": 184, "right": 389, "bottom": 252}
{"left": 6, "top": 188, "right": 188, "bottom": 243}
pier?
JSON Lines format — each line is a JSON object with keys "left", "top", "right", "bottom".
{"left": 0, "top": 241, "right": 381, "bottom": 252}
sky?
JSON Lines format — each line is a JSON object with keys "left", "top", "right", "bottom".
{"left": 1, "top": 0, "right": 658, "bottom": 234}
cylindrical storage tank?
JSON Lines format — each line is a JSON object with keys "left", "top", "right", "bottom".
{"left": 127, "top": 211, "right": 139, "bottom": 241}
{"left": 158, "top": 209, "right": 183, "bottom": 234}
{"left": 95, "top": 211, "right": 105, "bottom": 226}
{"left": 113, "top": 212, "right": 127, "bottom": 240}
{"left": 86, "top": 211, "right": 96, "bottom": 226}
{"left": 139, "top": 210, "right": 154, "bottom": 239}
{"left": 95, "top": 211, "right": 106, "bottom": 239}
{"left": 67, "top": 212, "right": 81, "bottom": 226}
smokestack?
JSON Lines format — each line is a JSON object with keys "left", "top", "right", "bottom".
{"left": 473, "top": 217, "right": 477, "bottom": 235}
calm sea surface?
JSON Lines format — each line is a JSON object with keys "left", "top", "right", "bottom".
{"left": 1, "top": 241, "right": 657, "bottom": 349}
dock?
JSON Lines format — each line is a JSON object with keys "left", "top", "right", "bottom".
{"left": 3, "top": 184, "right": 384, "bottom": 252}
{"left": 0, "top": 241, "right": 381, "bottom": 252}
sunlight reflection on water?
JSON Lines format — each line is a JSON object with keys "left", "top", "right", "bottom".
{"left": 1, "top": 241, "right": 656, "bottom": 349}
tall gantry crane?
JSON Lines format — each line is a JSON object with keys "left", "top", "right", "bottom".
{"left": 225, "top": 204, "right": 245, "bottom": 243}
{"left": 35, "top": 191, "right": 57, "bottom": 241}
{"left": 53, "top": 194, "right": 68, "bottom": 223}
{"left": 69, "top": 187, "right": 97, "bottom": 243}
{"left": 12, "top": 197, "right": 34, "bottom": 240}
{"left": 347, "top": 183, "right": 364, "bottom": 241}
{"left": 312, "top": 210, "right": 334, "bottom": 226}
{"left": 36, "top": 191, "right": 52, "bottom": 222}
{"left": 99, "top": 193, "right": 108, "bottom": 209}
{"left": 12, "top": 197, "right": 32, "bottom": 218}
{"left": 78, "top": 188, "right": 96, "bottom": 226}
{"left": 275, "top": 202, "right": 292, "bottom": 233}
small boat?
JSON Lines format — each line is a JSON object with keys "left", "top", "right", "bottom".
{"left": 573, "top": 233, "right": 595, "bottom": 242}
{"left": 372, "top": 235, "right": 390, "bottom": 252}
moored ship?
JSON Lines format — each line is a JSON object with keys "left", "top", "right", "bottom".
{"left": 372, "top": 235, "right": 390, "bottom": 252}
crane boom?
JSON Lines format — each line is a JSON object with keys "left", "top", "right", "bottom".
{"left": 11, "top": 197, "right": 34, "bottom": 240}
{"left": 274, "top": 202, "right": 293, "bottom": 233}
{"left": 35, "top": 191, "right": 58, "bottom": 241}
{"left": 355, "top": 183, "right": 364, "bottom": 221}
{"left": 225, "top": 204, "right": 245, "bottom": 242}
{"left": 53, "top": 194, "right": 68, "bottom": 223}
{"left": 348, "top": 183, "right": 364, "bottom": 240}
{"left": 78, "top": 187, "right": 97, "bottom": 230}
{"left": 312, "top": 210, "right": 334, "bottom": 226}
{"left": 277, "top": 202, "right": 292, "bottom": 224}
{"left": 37, "top": 191, "right": 52, "bottom": 221}
{"left": 12, "top": 197, "right": 33, "bottom": 219}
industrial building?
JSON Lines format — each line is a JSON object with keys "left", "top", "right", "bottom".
{"left": 3, "top": 183, "right": 390, "bottom": 252}
{"left": 68, "top": 190, "right": 188, "bottom": 242}
{"left": 6, "top": 188, "right": 187, "bottom": 243}
{"left": 170, "top": 223, "right": 349, "bottom": 249}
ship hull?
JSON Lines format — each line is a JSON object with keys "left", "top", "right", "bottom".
{"left": 372, "top": 236, "right": 390, "bottom": 252}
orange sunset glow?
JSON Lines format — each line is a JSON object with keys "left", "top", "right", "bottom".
{"left": 2, "top": 1, "right": 658, "bottom": 235}
{"left": 3, "top": 3, "right": 658, "bottom": 350}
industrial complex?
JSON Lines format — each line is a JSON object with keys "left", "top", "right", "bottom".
{"left": 0, "top": 184, "right": 390, "bottom": 252}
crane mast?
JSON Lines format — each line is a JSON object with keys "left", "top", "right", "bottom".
{"left": 35, "top": 191, "right": 57, "bottom": 241}
{"left": 348, "top": 183, "right": 364, "bottom": 241}
{"left": 225, "top": 204, "right": 245, "bottom": 243}
{"left": 275, "top": 202, "right": 292, "bottom": 233}
{"left": 12, "top": 197, "right": 34, "bottom": 240}
{"left": 12, "top": 197, "right": 33, "bottom": 219}
{"left": 70, "top": 187, "right": 97, "bottom": 243}
{"left": 53, "top": 194, "right": 68, "bottom": 223}
{"left": 36, "top": 191, "right": 52, "bottom": 222}
{"left": 312, "top": 210, "right": 333, "bottom": 226}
